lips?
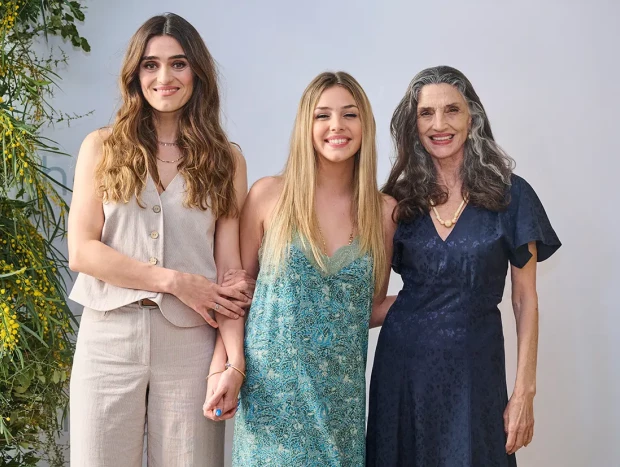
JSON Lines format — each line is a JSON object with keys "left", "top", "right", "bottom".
{"left": 326, "top": 137, "right": 349, "bottom": 144}
{"left": 154, "top": 86, "right": 180, "bottom": 96}
{"left": 429, "top": 134, "right": 454, "bottom": 145}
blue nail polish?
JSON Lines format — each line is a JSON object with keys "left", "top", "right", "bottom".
{"left": 215, "top": 409, "right": 222, "bottom": 417}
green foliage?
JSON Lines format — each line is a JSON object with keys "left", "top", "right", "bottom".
{"left": 0, "top": 0, "right": 88, "bottom": 465}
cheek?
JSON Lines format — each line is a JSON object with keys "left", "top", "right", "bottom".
{"left": 312, "top": 123, "right": 324, "bottom": 148}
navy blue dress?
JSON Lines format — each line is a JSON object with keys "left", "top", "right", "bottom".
{"left": 366, "top": 175, "right": 561, "bottom": 467}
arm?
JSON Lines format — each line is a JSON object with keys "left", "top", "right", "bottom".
{"left": 204, "top": 146, "right": 249, "bottom": 420}
{"left": 68, "top": 130, "right": 247, "bottom": 327}
{"left": 504, "top": 241, "right": 538, "bottom": 454}
{"left": 370, "top": 195, "right": 398, "bottom": 328}
{"left": 203, "top": 179, "right": 280, "bottom": 420}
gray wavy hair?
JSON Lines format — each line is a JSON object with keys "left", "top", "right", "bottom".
{"left": 383, "top": 66, "right": 515, "bottom": 221}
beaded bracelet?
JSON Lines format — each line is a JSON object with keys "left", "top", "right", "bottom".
{"left": 225, "top": 363, "right": 246, "bottom": 379}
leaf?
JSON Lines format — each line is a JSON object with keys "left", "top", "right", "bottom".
{"left": 81, "top": 37, "right": 91, "bottom": 53}
{"left": 52, "top": 369, "right": 60, "bottom": 384}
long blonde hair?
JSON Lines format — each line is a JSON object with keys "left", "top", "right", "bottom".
{"left": 261, "top": 71, "right": 386, "bottom": 293}
{"left": 94, "top": 13, "right": 237, "bottom": 217}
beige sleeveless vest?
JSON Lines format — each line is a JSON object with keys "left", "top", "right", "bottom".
{"left": 69, "top": 174, "right": 216, "bottom": 327}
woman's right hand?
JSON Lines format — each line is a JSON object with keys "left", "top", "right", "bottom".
{"left": 172, "top": 272, "right": 250, "bottom": 327}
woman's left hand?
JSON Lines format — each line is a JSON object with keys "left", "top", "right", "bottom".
{"left": 504, "top": 392, "right": 535, "bottom": 454}
{"left": 222, "top": 269, "right": 256, "bottom": 300}
{"left": 203, "top": 367, "right": 244, "bottom": 421}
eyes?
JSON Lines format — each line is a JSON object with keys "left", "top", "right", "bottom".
{"left": 142, "top": 60, "right": 189, "bottom": 71}
{"left": 314, "top": 112, "right": 358, "bottom": 120}
{"left": 419, "top": 106, "right": 461, "bottom": 118}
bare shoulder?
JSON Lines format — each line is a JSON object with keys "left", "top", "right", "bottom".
{"left": 381, "top": 193, "right": 398, "bottom": 222}
{"left": 229, "top": 142, "right": 246, "bottom": 168}
{"left": 245, "top": 176, "right": 282, "bottom": 214}
{"left": 78, "top": 127, "right": 112, "bottom": 160}
{"left": 248, "top": 176, "right": 283, "bottom": 202}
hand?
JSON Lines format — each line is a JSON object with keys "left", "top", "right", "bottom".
{"left": 203, "top": 366, "right": 244, "bottom": 421}
{"left": 504, "top": 392, "right": 535, "bottom": 455}
{"left": 172, "top": 273, "right": 251, "bottom": 327}
{"left": 222, "top": 269, "right": 256, "bottom": 300}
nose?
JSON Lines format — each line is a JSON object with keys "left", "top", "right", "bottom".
{"left": 157, "top": 65, "right": 173, "bottom": 84}
{"left": 329, "top": 115, "right": 345, "bottom": 132}
{"left": 431, "top": 111, "right": 447, "bottom": 131}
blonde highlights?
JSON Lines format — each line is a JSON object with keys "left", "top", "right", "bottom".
{"left": 261, "top": 71, "right": 387, "bottom": 293}
{"left": 94, "top": 13, "right": 237, "bottom": 217}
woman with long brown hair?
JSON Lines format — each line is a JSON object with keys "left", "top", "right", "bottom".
{"left": 67, "top": 13, "right": 250, "bottom": 466}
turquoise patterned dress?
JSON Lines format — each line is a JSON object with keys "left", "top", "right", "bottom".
{"left": 233, "top": 234, "right": 374, "bottom": 466}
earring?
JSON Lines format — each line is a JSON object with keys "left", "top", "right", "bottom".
{"left": 467, "top": 133, "right": 472, "bottom": 140}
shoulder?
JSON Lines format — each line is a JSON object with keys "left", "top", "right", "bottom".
{"left": 76, "top": 127, "right": 113, "bottom": 167}
{"left": 508, "top": 173, "right": 538, "bottom": 204}
{"left": 80, "top": 127, "right": 112, "bottom": 153}
{"left": 248, "top": 176, "right": 283, "bottom": 203}
{"left": 381, "top": 193, "right": 398, "bottom": 221}
{"left": 380, "top": 194, "right": 398, "bottom": 240}
{"left": 229, "top": 142, "right": 246, "bottom": 167}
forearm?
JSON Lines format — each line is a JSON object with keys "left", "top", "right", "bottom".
{"left": 209, "top": 333, "right": 228, "bottom": 372}
{"left": 69, "top": 239, "right": 181, "bottom": 294}
{"left": 513, "top": 298, "right": 539, "bottom": 396}
{"left": 370, "top": 295, "right": 396, "bottom": 328}
{"left": 216, "top": 313, "right": 245, "bottom": 370}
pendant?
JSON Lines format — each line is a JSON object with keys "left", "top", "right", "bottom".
{"left": 443, "top": 220, "right": 454, "bottom": 228}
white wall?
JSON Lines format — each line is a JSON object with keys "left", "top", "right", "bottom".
{"left": 46, "top": 1, "right": 619, "bottom": 465}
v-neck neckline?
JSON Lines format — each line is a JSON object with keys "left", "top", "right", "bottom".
{"left": 427, "top": 203, "right": 470, "bottom": 243}
{"left": 292, "top": 235, "right": 362, "bottom": 277}
{"left": 149, "top": 172, "right": 180, "bottom": 197}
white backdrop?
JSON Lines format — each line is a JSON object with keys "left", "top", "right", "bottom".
{"left": 45, "top": 1, "right": 619, "bottom": 466}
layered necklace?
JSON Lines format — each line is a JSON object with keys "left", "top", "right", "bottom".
{"left": 156, "top": 140, "right": 185, "bottom": 164}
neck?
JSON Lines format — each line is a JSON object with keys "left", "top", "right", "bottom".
{"left": 153, "top": 111, "right": 180, "bottom": 144}
{"left": 315, "top": 157, "right": 355, "bottom": 197}
{"left": 433, "top": 152, "right": 464, "bottom": 193}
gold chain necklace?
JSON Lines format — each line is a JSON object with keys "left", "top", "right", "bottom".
{"left": 156, "top": 153, "right": 186, "bottom": 164}
{"left": 318, "top": 226, "right": 354, "bottom": 255}
{"left": 430, "top": 197, "right": 468, "bottom": 228}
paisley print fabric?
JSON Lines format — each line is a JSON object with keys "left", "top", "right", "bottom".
{"left": 366, "top": 175, "right": 561, "bottom": 467}
{"left": 233, "top": 234, "right": 374, "bottom": 466}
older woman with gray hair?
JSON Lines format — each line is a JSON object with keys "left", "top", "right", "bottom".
{"left": 366, "top": 66, "right": 561, "bottom": 466}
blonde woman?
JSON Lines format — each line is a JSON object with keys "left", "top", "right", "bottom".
{"left": 228, "top": 72, "right": 396, "bottom": 465}
{"left": 68, "top": 14, "right": 250, "bottom": 466}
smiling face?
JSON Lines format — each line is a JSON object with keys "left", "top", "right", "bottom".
{"left": 416, "top": 83, "right": 471, "bottom": 162}
{"left": 138, "top": 35, "right": 194, "bottom": 114}
{"left": 312, "top": 85, "right": 362, "bottom": 164}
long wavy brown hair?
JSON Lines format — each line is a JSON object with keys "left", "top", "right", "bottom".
{"left": 384, "top": 66, "right": 514, "bottom": 222}
{"left": 95, "top": 13, "right": 237, "bottom": 217}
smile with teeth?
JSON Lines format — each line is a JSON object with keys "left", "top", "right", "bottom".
{"left": 326, "top": 138, "right": 350, "bottom": 145}
{"left": 155, "top": 87, "right": 180, "bottom": 96}
{"left": 430, "top": 135, "right": 454, "bottom": 141}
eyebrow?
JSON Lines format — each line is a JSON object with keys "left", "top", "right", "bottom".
{"left": 418, "top": 102, "right": 462, "bottom": 111}
{"left": 141, "top": 54, "right": 188, "bottom": 61}
{"left": 315, "top": 104, "right": 359, "bottom": 111}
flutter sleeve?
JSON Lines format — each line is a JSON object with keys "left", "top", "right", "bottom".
{"left": 503, "top": 174, "right": 561, "bottom": 268}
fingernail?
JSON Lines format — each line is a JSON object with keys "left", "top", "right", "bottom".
{"left": 215, "top": 409, "right": 222, "bottom": 417}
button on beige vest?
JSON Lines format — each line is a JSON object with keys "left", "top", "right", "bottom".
{"left": 69, "top": 175, "right": 215, "bottom": 327}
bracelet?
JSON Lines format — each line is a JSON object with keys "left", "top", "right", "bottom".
{"left": 206, "top": 370, "right": 224, "bottom": 381}
{"left": 225, "top": 363, "right": 246, "bottom": 380}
